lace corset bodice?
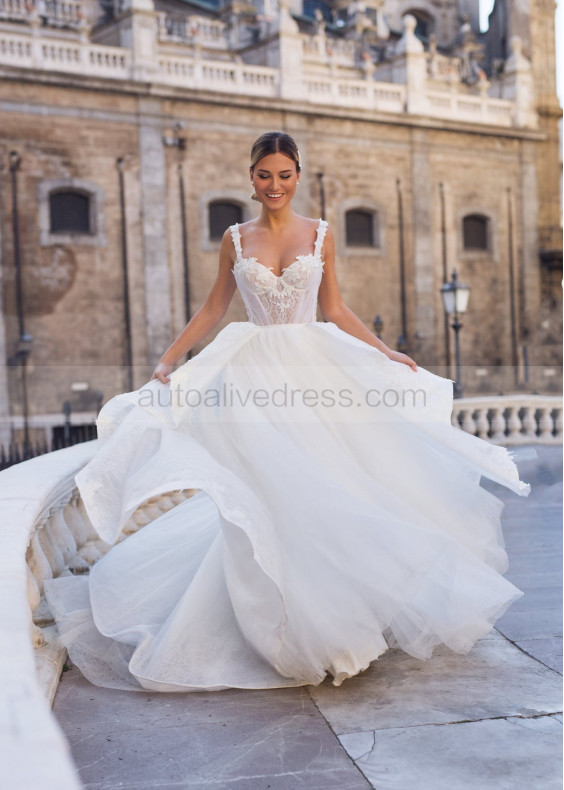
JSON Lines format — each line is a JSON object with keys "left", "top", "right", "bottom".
{"left": 230, "top": 219, "right": 328, "bottom": 325}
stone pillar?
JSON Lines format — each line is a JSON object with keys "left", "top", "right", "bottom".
{"left": 410, "top": 129, "right": 436, "bottom": 362}
{"left": 276, "top": 0, "right": 304, "bottom": 100}
{"left": 137, "top": 99, "right": 172, "bottom": 367}
{"left": 528, "top": 0, "right": 562, "bottom": 254}
{"left": 503, "top": 36, "right": 537, "bottom": 129}
{"left": 519, "top": 141, "right": 542, "bottom": 342}
{"left": 392, "top": 15, "right": 429, "bottom": 116}
{"left": 118, "top": 0, "right": 158, "bottom": 82}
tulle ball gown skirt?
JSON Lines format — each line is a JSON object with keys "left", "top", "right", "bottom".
{"left": 44, "top": 320, "right": 531, "bottom": 692}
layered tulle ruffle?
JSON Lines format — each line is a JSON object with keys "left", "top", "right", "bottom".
{"left": 44, "top": 321, "right": 530, "bottom": 692}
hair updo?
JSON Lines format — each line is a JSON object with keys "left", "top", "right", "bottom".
{"left": 250, "top": 131, "right": 301, "bottom": 173}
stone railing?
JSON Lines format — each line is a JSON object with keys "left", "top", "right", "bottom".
{"left": 158, "top": 12, "right": 227, "bottom": 49}
{"left": 0, "top": 29, "right": 131, "bottom": 77}
{"left": 303, "top": 75, "right": 406, "bottom": 112}
{"left": 0, "top": 0, "right": 84, "bottom": 28}
{"left": 426, "top": 88, "right": 514, "bottom": 126}
{"left": 0, "top": 0, "right": 28, "bottom": 23}
{"left": 0, "top": 11, "right": 538, "bottom": 130}
{"left": 451, "top": 395, "right": 562, "bottom": 445}
{"left": 157, "top": 53, "right": 278, "bottom": 95}
{"left": 427, "top": 48, "right": 463, "bottom": 82}
{"left": 0, "top": 440, "right": 196, "bottom": 789}
{"left": 301, "top": 33, "right": 359, "bottom": 66}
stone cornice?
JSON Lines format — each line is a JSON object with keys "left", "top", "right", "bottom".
{"left": 0, "top": 65, "right": 548, "bottom": 143}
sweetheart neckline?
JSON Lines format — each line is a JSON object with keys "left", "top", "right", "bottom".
{"left": 234, "top": 253, "right": 321, "bottom": 279}
{"left": 232, "top": 218, "right": 326, "bottom": 279}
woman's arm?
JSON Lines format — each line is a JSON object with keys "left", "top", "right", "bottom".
{"left": 151, "top": 229, "right": 238, "bottom": 383}
{"left": 317, "top": 226, "right": 417, "bottom": 372}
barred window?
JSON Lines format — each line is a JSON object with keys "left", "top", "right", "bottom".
{"left": 463, "top": 214, "right": 489, "bottom": 250}
{"left": 49, "top": 190, "right": 91, "bottom": 234}
{"left": 209, "top": 201, "right": 243, "bottom": 241}
{"left": 345, "top": 209, "right": 378, "bottom": 247}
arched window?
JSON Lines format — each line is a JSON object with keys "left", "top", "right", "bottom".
{"left": 209, "top": 201, "right": 243, "bottom": 241}
{"left": 345, "top": 209, "right": 379, "bottom": 247}
{"left": 463, "top": 214, "right": 489, "bottom": 251}
{"left": 402, "top": 9, "right": 434, "bottom": 40}
{"left": 49, "top": 190, "right": 92, "bottom": 234}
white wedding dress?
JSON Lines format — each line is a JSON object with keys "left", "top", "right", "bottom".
{"left": 44, "top": 218, "right": 531, "bottom": 692}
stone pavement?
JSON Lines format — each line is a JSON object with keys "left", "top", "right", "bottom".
{"left": 52, "top": 445, "right": 562, "bottom": 790}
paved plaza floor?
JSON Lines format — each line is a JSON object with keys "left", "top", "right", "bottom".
{"left": 52, "top": 444, "right": 562, "bottom": 789}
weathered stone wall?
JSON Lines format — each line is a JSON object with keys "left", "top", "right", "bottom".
{"left": 0, "top": 75, "right": 561, "bottom": 429}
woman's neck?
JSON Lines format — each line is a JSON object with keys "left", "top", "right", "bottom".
{"left": 258, "top": 205, "right": 296, "bottom": 231}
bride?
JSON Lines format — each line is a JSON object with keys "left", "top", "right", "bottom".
{"left": 151, "top": 131, "right": 417, "bottom": 386}
{"left": 44, "top": 131, "right": 531, "bottom": 693}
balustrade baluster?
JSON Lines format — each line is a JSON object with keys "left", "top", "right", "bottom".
{"left": 490, "top": 407, "right": 506, "bottom": 443}
{"left": 538, "top": 407, "right": 554, "bottom": 440}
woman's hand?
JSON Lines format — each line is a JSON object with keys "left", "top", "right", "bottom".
{"left": 387, "top": 350, "right": 418, "bottom": 372}
{"left": 151, "top": 361, "right": 174, "bottom": 384}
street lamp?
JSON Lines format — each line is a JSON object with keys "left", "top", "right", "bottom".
{"left": 441, "top": 270, "right": 470, "bottom": 398}
{"left": 317, "top": 172, "right": 326, "bottom": 220}
{"left": 9, "top": 151, "right": 35, "bottom": 454}
{"left": 372, "top": 314, "right": 383, "bottom": 339}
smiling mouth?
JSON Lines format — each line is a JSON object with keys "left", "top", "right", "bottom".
{"left": 266, "top": 193, "right": 284, "bottom": 199}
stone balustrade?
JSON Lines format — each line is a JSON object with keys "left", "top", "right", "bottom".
{"left": 0, "top": 440, "right": 196, "bottom": 788}
{"left": 426, "top": 88, "right": 514, "bottom": 126}
{"left": 157, "top": 53, "right": 278, "bottom": 95}
{"left": 303, "top": 75, "right": 405, "bottom": 113}
{"left": 451, "top": 395, "right": 562, "bottom": 445}
{"left": 427, "top": 48, "right": 463, "bottom": 82}
{"left": 0, "top": 0, "right": 28, "bottom": 23}
{"left": 0, "top": 0, "right": 83, "bottom": 28}
{"left": 0, "top": 29, "right": 131, "bottom": 77}
{"left": 158, "top": 12, "right": 227, "bottom": 48}
{"left": 301, "top": 33, "right": 359, "bottom": 66}
{"left": 0, "top": 13, "right": 537, "bottom": 130}
{"left": 302, "top": 74, "right": 406, "bottom": 112}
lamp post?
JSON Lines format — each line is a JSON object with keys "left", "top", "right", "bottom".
{"left": 397, "top": 334, "right": 408, "bottom": 354}
{"left": 317, "top": 172, "right": 326, "bottom": 220}
{"left": 163, "top": 123, "right": 191, "bottom": 357}
{"left": 441, "top": 270, "right": 470, "bottom": 399}
{"left": 9, "top": 151, "right": 34, "bottom": 454}
{"left": 116, "top": 157, "right": 133, "bottom": 391}
{"left": 372, "top": 314, "right": 383, "bottom": 339}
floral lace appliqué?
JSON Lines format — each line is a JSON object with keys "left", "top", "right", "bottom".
{"left": 230, "top": 221, "right": 327, "bottom": 325}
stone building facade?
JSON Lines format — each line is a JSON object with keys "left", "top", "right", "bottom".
{"left": 0, "top": 0, "right": 561, "bottom": 445}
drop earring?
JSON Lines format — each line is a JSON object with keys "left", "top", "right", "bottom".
{"left": 250, "top": 184, "right": 258, "bottom": 201}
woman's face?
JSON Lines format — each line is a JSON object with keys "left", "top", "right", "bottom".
{"left": 250, "top": 152, "right": 300, "bottom": 209}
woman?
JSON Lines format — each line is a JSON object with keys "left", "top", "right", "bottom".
{"left": 44, "top": 131, "right": 531, "bottom": 693}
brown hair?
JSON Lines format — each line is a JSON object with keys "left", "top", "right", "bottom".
{"left": 250, "top": 131, "right": 300, "bottom": 173}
